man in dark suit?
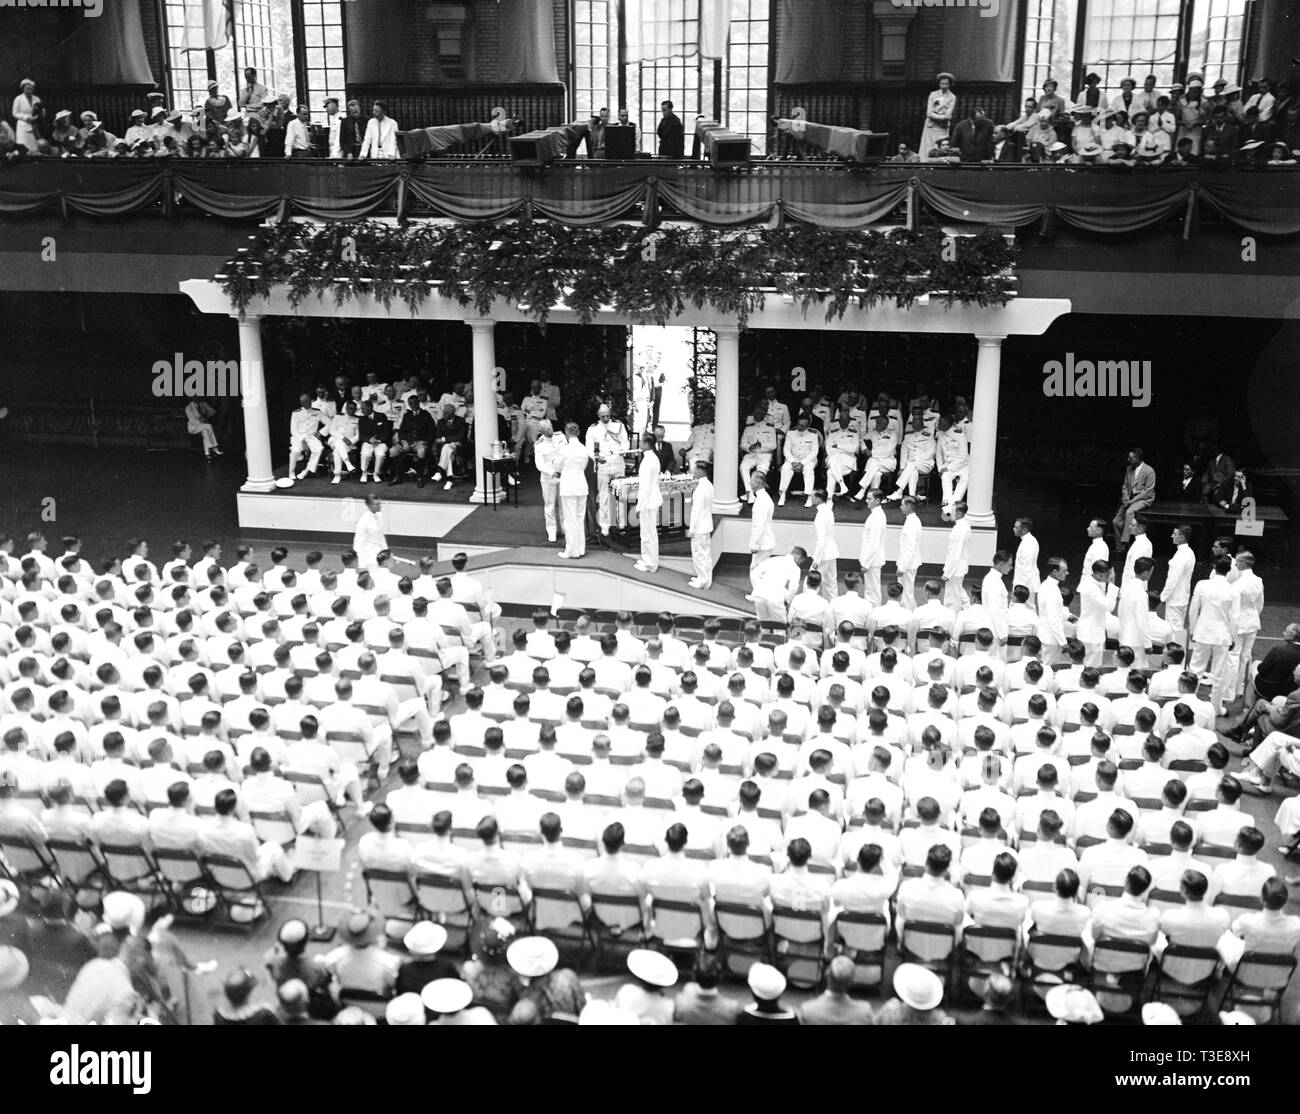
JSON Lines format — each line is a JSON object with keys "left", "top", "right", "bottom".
{"left": 657, "top": 100, "right": 684, "bottom": 158}
{"left": 792, "top": 397, "right": 825, "bottom": 438}
{"left": 388, "top": 403, "right": 435, "bottom": 487}
{"left": 1167, "top": 461, "right": 1199, "bottom": 501}
{"left": 430, "top": 404, "right": 469, "bottom": 488}
{"left": 339, "top": 99, "right": 366, "bottom": 160}
{"left": 651, "top": 425, "right": 676, "bottom": 475}
{"left": 1201, "top": 447, "right": 1235, "bottom": 505}
{"left": 952, "top": 106, "right": 995, "bottom": 162}
{"left": 583, "top": 107, "right": 609, "bottom": 158}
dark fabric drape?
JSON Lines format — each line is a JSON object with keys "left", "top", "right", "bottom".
{"left": 774, "top": 0, "right": 853, "bottom": 85}
{"left": 344, "top": 0, "right": 419, "bottom": 85}
{"left": 4, "top": 161, "right": 1300, "bottom": 237}
{"left": 496, "top": 0, "right": 560, "bottom": 83}
{"left": 939, "top": 0, "right": 1021, "bottom": 85}
{"left": 88, "top": 0, "right": 156, "bottom": 85}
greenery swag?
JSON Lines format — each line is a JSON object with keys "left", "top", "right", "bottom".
{"left": 218, "top": 219, "right": 1017, "bottom": 326}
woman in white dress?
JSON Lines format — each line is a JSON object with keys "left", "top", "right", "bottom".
{"left": 12, "top": 79, "right": 41, "bottom": 153}
{"left": 920, "top": 72, "right": 956, "bottom": 157}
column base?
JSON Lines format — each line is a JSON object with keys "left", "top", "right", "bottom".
{"left": 469, "top": 486, "right": 506, "bottom": 505}
{"left": 965, "top": 510, "right": 997, "bottom": 529}
{"left": 713, "top": 498, "right": 743, "bottom": 517}
{"left": 240, "top": 478, "right": 278, "bottom": 494}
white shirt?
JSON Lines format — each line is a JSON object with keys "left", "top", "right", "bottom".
{"left": 688, "top": 477, "right": 714, "bottom": 537}
{"left": 1161, "top": 544, "right": 1195, "bottom": 607}
{"left": 897, "top": 514, "right": 921, "bottom": 574}
{"left": 859, "top": 507, "right": 887, "bottom": 569}
{"left": 749, "top": 491, "right": 775, "bottom": 552}
{"left": 359, "top": 115, "right": 399, "bottom": 158}
{"left": 1013, "top": 534, "right": 1040, "bottom": 593}
{"left": 812, "top": 503, "right": 838, "bottom": 563}
{"left": 943, "top": 518, "right": 970, "bottom": 580}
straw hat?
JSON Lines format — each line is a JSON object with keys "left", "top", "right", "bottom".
{"left": 101, "top": 892, "right": 145, "bottom": 932}
{"left": 420, "top": 978, "right": 473, "bottom": 1014}
{"left": 337, "top": 907, "right": 382, "bottom": 947}
{"left": 1046, "top": 984, "right": 1102, "bottom": 1024}
{"left": 403, "top": 921, "right": 448, "bottom": 957}
{"left": 627, "top": 948, "right": 678, "bottom": 989}
{"left": 892, "top": 963, "right": 943, "bottom": 1011}
{"left": 507, "top": 936, "right": 559, "bottom": 979}
{"left": 384, "top": 993, "right": 427, "bottom": 1026}
{"left": 1141, "top": 1002, "right": 1182, "bottom": 1025}
{"left": 747, "top": 962, "right": 787, "bottom": 1002}
{"left": 0, "top": 880, "right": 18, "bottom": 918}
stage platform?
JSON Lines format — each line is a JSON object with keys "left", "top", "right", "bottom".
{"left": 238, "top": 464, "right": 998, "bottom": 577}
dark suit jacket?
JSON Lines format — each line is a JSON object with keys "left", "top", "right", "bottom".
{"left": 952, "top": 117, "right": 995, "bottom": 162}
{"left": 583, "top": 120, "right": 607, "bottom": 157}
{"left": 658, "top": 112, "right": 685, "bottom": 158}
{"left": 339, "top": 116, "right": 365, "bottom": 159}
{"left": 1261, "top": 688, "right": 1300, "bottom": 736}
{"left": 433, "top": 415, "right": 468, "bottom": 446}
{"left": 654, "top": 440, "right": 676, "bottom": 474}
{"left": 396, "top": 409, "right": 434, "bottom": 444}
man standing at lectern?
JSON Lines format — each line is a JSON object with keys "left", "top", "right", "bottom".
{"left": 658, "top": 100, "right": 685, "bottom": 158}
{"left": 585, "top": 404, "right": 630, "bottom": 540}
{"left": 635, "top": 433, "right": 663, "bottom": 574}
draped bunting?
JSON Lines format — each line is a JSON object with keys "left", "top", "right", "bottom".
{"left": 88, "top": 0, "right": 156, "bottom": 86}
{"left": 496, "top": 0, "right": 560, "bottom": 83}
{"left": 2, "top": 161, "right": 1299, "bottom": 238}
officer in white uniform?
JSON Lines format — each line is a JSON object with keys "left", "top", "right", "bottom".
{"left": 779, "top": 416, "right": 820, "bottom": 507}
{"left": 887, "top": 415, "right": 935, "bottom": 502}
{"left": 681, "top": 418, "right": 715, "bottom": 469}
{"left": 289, "top": 393, "right": 325, "bottom": 480}
{"left": 1160, "top": 525, "right": 1195, "bottom": 636}
{"left": 635, "top": 433, "right": 663, "bottom": 574}
{"left": 868, "top": 395, "right": 903, "bottom": 444}
{"left": 943, "top": 502, "right": 971, "bottom": 610}
{"left": 585, "top": 405, "right": 630, "bottom": 537}
{"left": 558, "top": 423, "right": 591, "bottom": 559}
{"left": 740, "top": 403, "right": 778, "bottom": 498}
{"left": 326, "top": 402, "right": 360, "bottom": 483}
{"left": 352, "top": 494, "right": 388, "bottom": 571}
{"left": 688, "top": 460, "right": 714, "bottom": 590}
{"left": 935, "top": 415, "right": 969, "bottom": 521}
{"left": 533, "top": 420, "right": 567, "bottom": 544}
{"left": 762, "top": 387, "right": 791, "bottom": 439}
{"left": 810, "top": 489, "right": 838, "bottom": 601}
{"left": 858, "top": 490, "right": 887, "bottom": 606}
{"left": 518, "top": 382, "right": 549, "bottom": 457}
{"left": 823, "top": 418, "right": 861, "bottom": 498}
{"left": 896, "top": 496, "right": 923, "bottom": 607}
{"left": 853, "top": 416, "right": 898, "bottom": 500}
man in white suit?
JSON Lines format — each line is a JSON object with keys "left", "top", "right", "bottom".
{"left": 896, "top": 496, "right": 923, "bottom": 609}
{"left": 936, "top": 415, "right": 969, "bottom": 522}
{"left": 1036, "top": 556, "right": 1070, "bottom": 664}
{"left": 557, "top": 422, "right": 591, "bottom": 560}
{"left": 1188, "top": 555, "right": 1240, "bottom": 715}
{"left": 942, "top": 501, "right": 971, "bottom": 610}
{"left": 635, "top": 433, "right": 663, "bottom": 573}
{"left": 1078, "top": 558, "right": 1118, "bottom": 666}
{"left": 1226, "top": 551, "right": 1263, "bottom": 703}
{"left": 1082, "top": 518, "right": 1109, "bottom": 576}
{"left": 981, "top": 551, "right": 1012, "bottom": 653}
{"left": 533, "top": 420, "right": 567, "bottom": 544}
{"left": 749, "top": 473, "right": 775, "bottom": 570}
{"left": 1012, "top": 517, "right": 1040, "bottom": 602}
{"left": 858, "top": 490, "right": 887, "bottom": 606}
{"left": 688, "top": 460, "right": 714, "bottom": 590}
{"left": 586, "top": 404, "right": 630, "bottom": 538}
{"left": 1160, "top": 524, "right": 1196, "bottom": 636}
{"left": 810, "top": 489, "right": 838, "bottom": 602}
{"left": 1122, "top": 514, "right": 1152, "bottom": 584}
{"left": 1113, "top": 448, "right": 1156, "bottom": 549}
{"left": 1118, "top": 556, "right": 1154, "bottom": 667}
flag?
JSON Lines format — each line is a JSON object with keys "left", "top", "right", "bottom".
{"left": 175, "top": 0, "right": 231, "bottom": 53}
{"left": 699, "top": 0, "right": 729, "bottom": 61}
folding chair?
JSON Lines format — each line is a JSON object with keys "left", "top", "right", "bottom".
{"left": 645, "top": 894, "right": 707, "bottom": 963}
{"left": 830, "top": 911, "right": 888, "bottom": 992}
{"left": 588, "top": 889, "right": 646, "bottom": 968}
{"left": 326, "top": 731, "right": 379, "bottom": 791}
{"left": 1148, "top": 887, "right": 1185, "bottom": 915}
{"left": 1020, "top": 932, "right": 1087, "bottom": 1013}
{"left": 97, "top": 842, "right": 166, "bottom": 903}
{"left": 473, "top": 880, "right": 528, "bottom": 925}
{"left": 198, "top": 852, "right": 269, "bottom": 930}
{"left": 1213, "top": 892, "right": 1263, "bottom": 916}
{"left": 528, "top": 884, "right": 594, "bottom": 963}
{"left": 1151, "top": 944, "right": 1222, "bottom": 1019}
{"left": 414, "top": 871, "right": 474, "bottom": 954}
{"left": 958, "top": 924, "right": 1019, "bottom": 1005}
{"left": 151, "top": 847, "right": 217, "bottom": 917}
{"left": 282, "top": 771, "right": 345, "bottom": 829}
{"left": 364, "top": 867, "right": 420, "bottom": 934}
{"left": 45, "top": 835, "right": 106, "bottom": 899}
{"left": 897, "top": 920, "right": 958, "bottom": 994}
{"left": 1088, "top": 937, "right": 1151, "bottom": 1017}
{"left": 249, "top": 809, "right": 298, "bottom": 852}
{"left": 1222, "top": 951, "right": 1296, "bottom": 1024}
{"left": 0, "top": 833, "right": 59, "bottom": 890}
{"left": 714, "top": 899, "right": 773, "bottom": 979}
{"left": 771, "top": 900, "right": 826, "bottom": 989}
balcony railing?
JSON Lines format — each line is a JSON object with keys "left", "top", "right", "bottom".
{"left": 1, "top": 159, "right": 1298, "bottom": 239}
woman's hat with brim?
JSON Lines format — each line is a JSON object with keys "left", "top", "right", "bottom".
{"left": 936, "top": 72, "right": 955, "bottom": 84}
{"left": 0, "top": 946, "right": 28, "bottom": 990}
{"left": 0, "top": 880, "right": 18, "bottom": 918}
{"left": 101, "top": 891, "right": 145, "bottom": 932}
{"left": 627, "top": 948, "right": 678, "bottom": 988}
{"left": 420, "top": 978, "right": 473, "bottom": 1014}
{"left": 893, "top": 962, "right": 944, "bottom": 1011}
{"left": 403, "top": 921, "right": 448, "bottom": 957}
{"left": 1141, "top": 1002, "right": 1182, "bottom": 1025}
{"left": 384, "top": 993, "right": 426, "bottom": 1026}
{"left": 747, "top": 962, "right": 787, "bottom": 1001}
{"left": 1046, "top": 984, "right": 1103, "bottom": 1024}
{"left": 507, "top": 935, "right": 559, "bottom": 979}
{"left": 338, "top": 907, "right": 382, "bottom": 947}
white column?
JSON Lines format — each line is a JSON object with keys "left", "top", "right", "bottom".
{"left": 468, "top": 317, "right": 503, "bottom": 504}
{"left": 966, "top": 333, "right": 1004, "bottom": 528}
{"left": 712, "top": 323, "right": 742, "bottom": 516}
{"left": 235, "top": 314, "right": 275, "bottom": 493}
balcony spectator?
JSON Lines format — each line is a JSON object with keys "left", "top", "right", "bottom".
{"left": 1178, "top": 78, "right": 1207, "bottom": 152}
{"left": 952, "top": 105, "right": 994, "bottom": 162}
{"left": 261, "top": 94, "right": 290, "bottom": 157}
{"left": 286, "top": 105, "right": 312, "bottom": 159}
{"left": 1036, "top": 78, "right": 1070, "bottom": 142}
{"left": 360, "top": 101, "right": 399, "bottom": 160}
{"left": 657, "top": 99, "right": 684, "bottom": 157}
{"left": 1075, "top": 71, "right": 1108, "bottom": 114}
{"left": 1267, "top": 141, "right": 1297, "bottom": 166}
{"left": 238, "top": 68, "right": 269, "bottom": 114}
{"left": 1098, "top": 109, "right": 1134, "bottom": 158}
{"left": 1068, "top": 105, "right": 1099, "bottom": 154}
{"left": 223, "top": 118, "right": 257, "bottom": 158}
{"left": 919, "top": 72, "right": 955, "bottom": 156}
{"left": 886, "top": 142, "right": 919, "bottom": 164}
{"left": 1005, "top": 96, "right": 1039, "bottom": 160}
{"left": 1024, "top": 109, "right": 1056, "bottom": 162}
{"left": 11, "top": 78, "right": 40, "bottom": 153}
{"left": 1133, "top": 114, "right": 1171, "bottom": 164}
{"left": 990, "top": 126, "right": 1016, "bottom": 162}
{"left": 1205, "top": 103, "right": 1239, "bottom": 152}
{"left": 340, "top": 100, "right": 365, "bottom": 160}
{"left": 123, "top": 110, "right": 150, "bottom": 150}
{"left": 1112, "top": 76, "right": 1142, "bottom": 125}
{"left": 924, "top": 136, "right": 960, "bottom": 164}
{"left": 49, "top": 110, "right": 79, "bottom": 156}
{"left": 203, "top": 81, "right": 232, "bottom": 134}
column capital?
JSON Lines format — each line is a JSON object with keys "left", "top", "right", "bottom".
{"left": 231, "top": 311, "right": 261, "bottom": 323}
{"left": 974, "top": 333, "right": 1006, "bottom": 347}
{"left": 466, "top": 317, "right": 496, "bottom": 333}
{"left": 713, "top": 323, "right": 741, "bottom": 338}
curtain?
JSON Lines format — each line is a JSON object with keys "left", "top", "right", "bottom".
{"left": 939, "top": 0, "right": 1021, "bottom": 85}
{"left": 344, "top": 0, "right": 417, "bottom": 85}
{"left": 496, "top": 0, "right": 560, "bottom": 83}
{"left": 699, "top": 0, "right": 730, "bottom": 61}
{"left": 88, "top": 0, "right": 155, "bottom": 85}
{"left": 627, "top": 0, "right": 699, "bottom": 63}
{"left": 774, "top": 0, "right": 851, "bottom": 85}
{"left": 175, "top": 0, "right": 231, "bottom": 52}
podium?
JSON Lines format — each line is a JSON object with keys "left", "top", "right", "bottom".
{"left": 605, "top": 124, "right": 637, "bottom": 159}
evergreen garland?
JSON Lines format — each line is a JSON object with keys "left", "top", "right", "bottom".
{"left": 218, "top": 219, "right": 1017, "bottom": 326}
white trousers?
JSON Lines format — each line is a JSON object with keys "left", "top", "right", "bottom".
{"left": 740, "top": 453, "right": 773, "bottom": 494}
{"left": 691, "top": 534, "right": 714, "bottom": 587}
{"left": 943, "top": 574, "right": 969, "bottom": 610}
{"left": 825, "top": 454, "right": 856, "bottom": 493}
{"left": 894, "top": 460, "right": 934, "bottom": 498}
{"left": 640, "top": 513, "right": 659, "bottom": 571}
{"left": 750, "top": 549, "right": 772, "bottom": 571}
{"left": 290, "top": 434, "right": 323, "bottom": 474}
{"left": 595, "top": 467, "right": 621, "bottom": 533}
{"left": 779, "top": 459, "right": 815, "bottom": 495}
{"left": 856, "top": 460, "right": 895, "bottom": 495}
{"left": 940, "top": 466, "right": 969, "bottom": 509}
{"left": 861, "top": 565, "right": 883, "bottom": 606}
{"left": 1190, "top": 640, "right": 1231, "bottom": 712}
{"left": 1247, "top": 730, "right": 1300, "bottom": 781}
{"left": 331, "top": 439, "right": 355, "bottom": 475}
{"left": 817, "top": 560, "right": 837, "bottom": 601}
{"left": 190, "top": 422, "right": 218, "bottom": 451}
{"left": 561, "top": 495, "right": 586, "bottom": 556}
{"left": 360, "top": 442, "right": 388, "bottom": 476}
{"left": 1165, "top": 602, "right": 1188, "bottom": 633}
{"left": 899, "top": 567, "right": 919, "bottom": 608}
{"left": 540, "top": 477, "right": 560, "bottom": 541}
{"left": 1226, "top": 631, "right": 1256, "bottom": 702}
{"left": 437, "top": 443, "right": 460, "bottom": 475}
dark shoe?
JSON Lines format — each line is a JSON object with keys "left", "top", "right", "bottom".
{"left": 1222, "top": 724, "right": 1246, "bottom": 743}
{"left": 387, "top": 476, "right": 401, "bottom": 487}
{"left": 417, "top": 474, "right": 427, "bottom": 488}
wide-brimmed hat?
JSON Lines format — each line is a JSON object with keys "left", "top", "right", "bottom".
{"left": 0, "top": 880, "right": 18, "bottom": 918}
{"left": 479, "top": 917, "right": 516, "bottom": 957}
{"left": 403, "top": 921, "right": 448, "bottom": 957}
{"left": 1048, "top": 141, "right": 1068, "bottom": 152}
{"left": 165, "top": 110, "right": 183, "bottom": 124}
{"left": 936, "top": 72, "right": 955, "bottom": 84}
{"left": 627, "top": 948, "right": 678, "bottom": 989}
{"left": 101, "top": 891, "right": 145, "bottom": 932}
{"left": 385, "top": 993, "right": 426, "bottom": 1026}
{"left": 1141, "top": 1002, "right": 1182, "bottom": 1025}
{"left": 1046, "top": 984, "right": 1102, "bottom": 1024}
{"left": 0, "top": 947, "right": 29, "bottom": 991}
{"left": 1218, "top": 1010, "right": 1256, "bottom": 1025}
{"left": 207, "top": 81, "right": 219, "bottom": 91}
{"left": 1079, "top": 143, "right": 1103, "bottom": 157}
{"left": 130, "top": 109, "right": 145, "bottom": 119}
{"left": 1220, "top": 83, "right": 1241, "bottom": 97}
{"left": 150, "top": 108, "right": 166, "bottom": 121}
{"left": 338, "top": 907, "right": 382, "bottom": 947}
{"left": 1071, "top": 104, "right": 1097, "bottom": 116}
{"left": 420, "top": 978, "right": 473, "bottom": 1014}
{"left": 1239, "top": 140, "right": 1265, "bottom": 151}
{"left": 578, "top": 1000, "right": 641, "bottom": 1025}
{"left": 53, "top": 109, "right": 72, "bottom": 123}
{"left": 1037, "top": 109, "right": 1053, "bottom": 122}
{"left": 747, "top": 962, "right": 787, "bottom": 1001}
{"left": 278, "top": 918, "right": 308, "bottom": 947}
{"left": 893, "top": 962, "right": 943, "bottom": 1011}
{"left": 1170, "top": 82, "right": 1186, "bottom": 93}
{"left": 19, "top": 78, "right": 35, "bottom": 89}
{"left": 507, "top": 936, "right": 559, "bottom": 979}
